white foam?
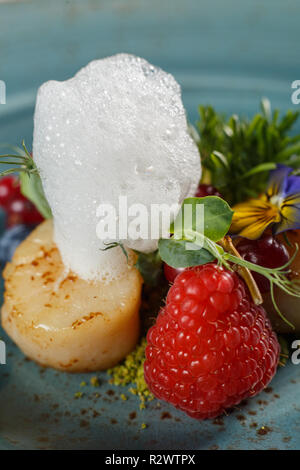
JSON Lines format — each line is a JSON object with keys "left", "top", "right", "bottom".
{"left": 33, "top": 54, "right": 201, "bottom": 281}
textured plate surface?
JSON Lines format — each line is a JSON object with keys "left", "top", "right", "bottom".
{"left": 0, "top": 0, "right": 300, "bottom": 450}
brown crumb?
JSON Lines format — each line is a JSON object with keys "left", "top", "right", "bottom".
{"left": 257, "top": 399, "right": 268, "bottom": 406}
{"left": 129, "top": 411, "right": 137, "bottom": 420}
{"left": 213, "top": 417, "right": 224, "bottom": 426}
{"left": 161, "top": 412, "right": 172, "bottom": 420}
{"left": 236, "top": 414, "right": 246, "bottom": 422}
{"left": 257, "top": 425, "right": 272, "bottom": 436}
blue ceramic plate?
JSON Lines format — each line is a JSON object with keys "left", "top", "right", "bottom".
{"left": 0, "top": 0, "right": 300, "bottom": 450}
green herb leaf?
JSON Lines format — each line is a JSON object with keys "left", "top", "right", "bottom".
{"left": 240, "top": 162, "right": 277, "bottom": 179}
{"left": 134, "top": 250, "right": 163, "bottom": 286}
{"left": 171, "top": 196, "right": 233, "bottom": 242}
{"left": 158, "top": 238, "right": 215, "bottom": 268}
{"left": 20, "top": 172, "right": 52, "bottom": 219}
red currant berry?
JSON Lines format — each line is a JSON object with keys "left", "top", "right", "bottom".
{"left": 236, "top": 235, "right": 289, "bottom": 293}
{"left": 0, "top": 176, "right": 19, "bottom": 208}
{"left": 7, "top": 196, "right": 44, "bottom": 227}
{"left": 23, "top": 204, "right": 44, "bottom": 225}
{"left": 195, "top": 184, "right": 223, "bottom": 199}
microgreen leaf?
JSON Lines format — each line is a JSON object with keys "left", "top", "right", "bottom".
{"left": 20, "top": 172, "right": 52, "bottom": 219}
{"left": 171, "top": 196, "right": 233, "bottom": 242}
{"left": 158, "top": 238, "right": 215, "bottom": 268}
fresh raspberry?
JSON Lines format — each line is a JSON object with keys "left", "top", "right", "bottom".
{"left": 144, "top": 264, "right": 280, "bottom": 420}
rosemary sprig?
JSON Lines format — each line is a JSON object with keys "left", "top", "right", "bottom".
{"left": 101, "top": 241, "right": 129, "bottom": 263}
{"left": 0, "top": 141, "right": 52, "bottom": 218}
{"left": 0, "top": 140, "right": 38, "bottom": 177}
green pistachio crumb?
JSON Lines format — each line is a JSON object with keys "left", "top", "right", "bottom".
{"left": 90, "top": 376, "right": 100, "bottom": 387}
{"left": 74, "top": 392, "right": 83, "bottom": 399}
{"left": 107, "top": 338, "right": 154, "bottom": 407}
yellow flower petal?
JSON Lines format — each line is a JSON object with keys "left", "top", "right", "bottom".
{"left": 231, "top": 197, "right": 281, "bottom": 239}
{"left": 275, "top": 193, "right": 300, "bottom": 233}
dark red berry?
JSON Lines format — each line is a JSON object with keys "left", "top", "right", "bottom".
{"left": 236, "top": 235, "right": 290, "bottom": 293}
{"left": 7, "top": 196, "right": 44, "bottom": 227}
{"left": 144, "top": 264, "right": 280, "bottom": 420}
{"left": 164, "top": 263, "right": 186, "bottom": 283}
{"left": 0, "top": 176, "right": 19, "bottom": 208}
{"left": 0, "top": 175, "right": 44, "bottom": 227}
{"left": 195, "top": 184, "right": 223, "bottom": 199}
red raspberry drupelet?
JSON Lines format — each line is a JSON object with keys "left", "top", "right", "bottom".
{"left": 144, "top": 264, "right": 280, "bottom": 420}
